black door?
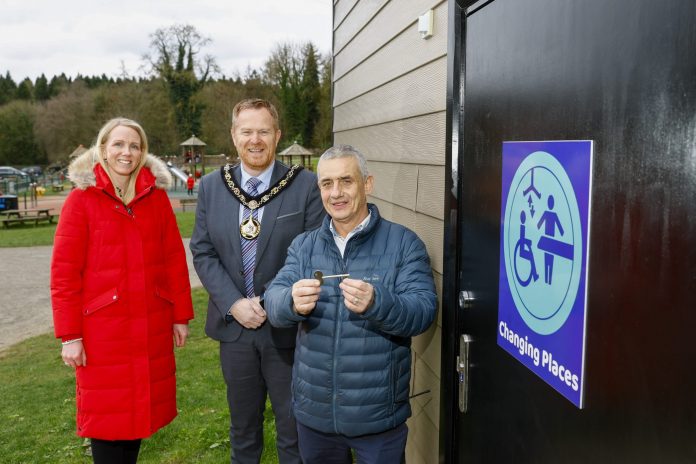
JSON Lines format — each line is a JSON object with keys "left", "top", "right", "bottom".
{"left": 442, "top": 0, "right": 696, "bottom": 462}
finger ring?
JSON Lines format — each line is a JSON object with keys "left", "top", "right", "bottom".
{"left": 353, "top": 297, "right": 359, "bottom": 304}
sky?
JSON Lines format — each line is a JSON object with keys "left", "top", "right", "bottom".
{"left": 0, "top": 0, "right": 333, "bottom": 83}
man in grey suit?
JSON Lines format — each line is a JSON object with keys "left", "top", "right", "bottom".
{"left": 190, "top": 98, "right": 324, "bottom": 463}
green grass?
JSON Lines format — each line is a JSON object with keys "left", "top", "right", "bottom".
{"left": 0, "top": 222, "right": 58, "bottom": 247}
{"left": 0, "top": 288, "right": 279, "bottom": 463}
{"left": 174, "top": 211, "right": 196, "bottom": 238}
{"left": 0, "top": 211, "right": 196, "bottom": 248}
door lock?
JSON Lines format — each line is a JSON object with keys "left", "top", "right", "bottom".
{"left": 457, "top": 334, "right": 473, "bottom": 412}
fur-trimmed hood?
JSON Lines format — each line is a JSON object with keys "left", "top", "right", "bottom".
{"left": 68, "top": 149, "right": 172, "bottom": 190}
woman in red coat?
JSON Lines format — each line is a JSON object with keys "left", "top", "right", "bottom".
{"left": 51, "top": 118, "right": 194, "bottom": 463}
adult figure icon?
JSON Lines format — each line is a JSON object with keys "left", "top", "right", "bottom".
{"left": 537, "top": 194, "right": 565, "bottom": 284}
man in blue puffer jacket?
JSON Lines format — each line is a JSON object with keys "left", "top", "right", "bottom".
{"left": 266, "top": 145, "right": 437, "bottom": 463}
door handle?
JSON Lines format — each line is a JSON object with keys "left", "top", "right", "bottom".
{"left": 457, "top": 334, "right": 473, "bottom": 413}
{"left": 459, "top": 290, "right": 475, "bottom": 310}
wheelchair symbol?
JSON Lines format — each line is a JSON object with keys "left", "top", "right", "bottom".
{"left": 513, "top": 210, "right": 539, "bottom": 287}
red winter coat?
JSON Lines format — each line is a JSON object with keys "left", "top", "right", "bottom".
{"left": 51, "top": 152, "right": 194, "bottom": 440}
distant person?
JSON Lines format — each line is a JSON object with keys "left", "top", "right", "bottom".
{"left": 265, "top": 145, "right": 437, "bottom": 463}
{"left": 51, "top": 117, "right": 194, "bottom": 464}
{"left": 190, "top": 98, "right": 324, "bottom": 463}
{"left": 187, "top": 173, "right": 195, "bottom": 196}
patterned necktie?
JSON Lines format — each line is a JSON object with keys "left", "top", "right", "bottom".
{"left": 241, "top": 177, "right": 262, "bottom": 298}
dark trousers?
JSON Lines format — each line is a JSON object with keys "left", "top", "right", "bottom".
{"left": 296, "top": 421, "right": 408, "bottom": 464}
{"left": 90, "top": 438, "right": 141, "bottom": 464}
{"left": 220, "top": 325, "right": 300, "bottom": 464}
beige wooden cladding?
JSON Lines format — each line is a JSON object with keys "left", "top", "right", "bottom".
{"left": 333, "top": 1, "right": 448, "bottom": 462}
{"left": 334, "top": 0, "right": 359, "bottom": 29}
{"left": 416, "top": 165, "right": 445, "bottom": 221}
{"left": 335, "top": 0, "right": 389, "bottom": 53}
{"left": 334, "top": 0, "right": 447, "bottom": 80}
{"left": 334, "top": 1, "right": 448, "bottom": 106}
{"left": 333, "top": 57, "right": 447, "bottom": 132}
{"left": 334, "top": 112, "right": 446, "bottom": 166}
{"left": 366, "top": 161, "right": 445, "bottom": 221}
{"left": 368, "top": 197, "right": 443, "bottom": 274}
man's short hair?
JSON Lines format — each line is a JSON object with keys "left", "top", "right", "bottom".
{"left": 318, "top": 145, "right": 369, "bottom": 179}
{"left": 231, "top": 98, "right": 280, "bottom": 131}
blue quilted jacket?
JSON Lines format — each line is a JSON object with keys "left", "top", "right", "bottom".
{"left": 266, "top": 204, "right": 437, "bottom": 437}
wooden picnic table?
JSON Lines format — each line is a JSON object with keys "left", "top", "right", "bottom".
{"left": 0, "top": 208, "right": 56, "bottom": 227}
{"left": 0, "top": 208, "right": 53, "bottom": 218}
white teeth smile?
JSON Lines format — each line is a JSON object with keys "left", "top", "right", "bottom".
{"left": 117, "top": 160, "right": 132, "bottom": 164}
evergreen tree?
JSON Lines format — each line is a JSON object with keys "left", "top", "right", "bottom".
{"left": 48, "top": 73, "right": 70, "bottom": 98}
{"left": 34, "top": 74, "right": 50, "bottom": 101}
{"left": 0, "top": 71, "right": 17, "bottom": 105}
{"left": 15, "top": 77, "right": 34, "bottom": 101}
{"left": 300, "top": 43, "right": 321, "bottom": 148}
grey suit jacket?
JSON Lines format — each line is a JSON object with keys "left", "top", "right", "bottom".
{"left": 190, "top": 160, "right": 324, "bottom": 346}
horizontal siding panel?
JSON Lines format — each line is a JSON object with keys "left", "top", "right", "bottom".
{"left": 369, "top": 197, "right": 443, "bottom": 274}
{"left": 334, "top": 0, "right": 360, "bottom": 30}
{"left": 334, "top": 0, "right": 448, "bottom": 105}
{"left": 334, "top": 0, "right": 388, "bottom": 53}
{"left": 417, "top": 165, "right": 445, "bottom": 220}
{"left": 334, "top": 0, "right": 445, "bottom": 80}
{"left": 368, "top": 161, "right": 418, "bottom": 210}
{"left": 335, "top": 112, "right": 446, "bottom": 166}
{"left": 333, "top": 57, "right": 447, "bottom": 132}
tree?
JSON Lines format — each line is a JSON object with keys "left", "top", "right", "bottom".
{"left": 143, "top": 24, "right": 218, "bottom": 142}
{"left": 48, "top": 73, "right": 71, "bottom": 98}
{"left": 300, "top": 43, "right": 321, "bottom": 148}
{"left": 0, "top": 101, "right": 46, "bottom": 165}
{"left": 15, "top": 78, "right": 34, "bottom": 101}
{"left": 34, "top": 81, "right": 97, "bottom": 163}
{"left": 34, "top": 74, "right": 50, "bottom": 101}
{"left": 0, "top": 71, "right": 17, "bottom": 105}
{"left": 263, "top": 41, "right": 325, "bottom": 148}
{"left": 312, "top": 53, "right": 333, "bottom": 149}
{"left": 264, "top": 42, "right": 304, "bottom": 144}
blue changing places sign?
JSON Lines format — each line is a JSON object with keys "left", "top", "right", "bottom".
{"left": 498, "top": 141, "right": 593, "bottom": 408}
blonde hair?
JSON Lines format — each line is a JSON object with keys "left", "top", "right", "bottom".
{"left": 93, "top": 118, "right": 149, "bottom": 204}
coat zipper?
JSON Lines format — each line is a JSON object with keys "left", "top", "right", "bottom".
{"left": 331, "top": 239, "right": 350, "bottom": 433}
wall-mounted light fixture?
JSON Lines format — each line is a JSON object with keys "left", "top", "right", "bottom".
{"left": 418, "top": 9, "right": 434, "bottom": 39}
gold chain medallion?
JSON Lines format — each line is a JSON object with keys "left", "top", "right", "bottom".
{"left": 220, "top": 164, "right": 304, "bottom": 239}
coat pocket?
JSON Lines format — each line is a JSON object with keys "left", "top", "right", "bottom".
{"left": 83, "top": 288, "right": 119, "bottom": 316}
{"left": 155, "top": 287, "right": 175, "bottom": 305}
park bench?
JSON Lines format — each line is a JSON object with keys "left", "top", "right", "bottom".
{"left": 51, "top": 183, "right": 65, "bottom": 192}
{"left": 180, "top": 198, "right": 198, "bottom": 212}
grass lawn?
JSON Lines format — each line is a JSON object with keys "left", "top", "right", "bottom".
{"left": 0, "top": 288, "right": 279, "bottom": 463}
{"left": 0, "top": 211, "right": 196, "bottom": 248}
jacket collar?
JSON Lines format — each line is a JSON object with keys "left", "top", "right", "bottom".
{"left": 321, "top": 203, "right": 381, "bottom": 244}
